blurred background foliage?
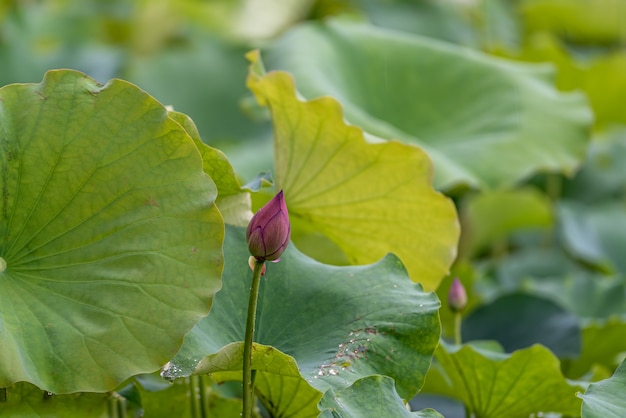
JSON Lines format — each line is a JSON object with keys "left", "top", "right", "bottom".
{"left": 3, "top": 0, "right": 625, "bottom": 160}
{"left": 3, "top": 0, "right": 625, "bottom": 178}
{"left": 2, "top": 0, "right": 626, "bottom": 416}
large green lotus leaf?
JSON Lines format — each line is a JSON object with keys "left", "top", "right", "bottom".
{"left": 460, "top": 188, "right": 553, "bottom": 257}
{"left": 564, "top": 318, "right": 626, "bottom": 379}
{"left": 246, "top": 50, "right": 459, "bottom": 291}
{"left": 262, "top": 19, "right": 592, "bottom": 190}
{"left": 319, "top": 376, "right": 443, "bottom": 418}
{"left": 558, "top": 201, "right": 626, "bottom": 274}
{"left": 461, "top": 293, "right": 581, "bottom": 358}
{"left": 164, "top": 225, "right": 441, "bottom": 410}
{"left": 423, "top": 342, "right": 584, "bottom": 417}
{"left": 0, "top": 382, "right": 108, "bottom": 417}
{"left": 579, "top": 359, "right": 626, "bottom": 418}
{"left": 0, "top": 70, "right": 223, "bottom": 393}
{"left": 168, "top": 110, "right": 252, "bottom": 226}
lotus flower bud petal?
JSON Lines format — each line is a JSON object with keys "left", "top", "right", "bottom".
{"left": 448, "top": 278, "right": 467, "bottom": 313}
{"left": 246, "top": 190, "right": 290, "bottom": 262}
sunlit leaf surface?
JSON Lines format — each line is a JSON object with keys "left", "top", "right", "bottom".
{"left": 247, "top": 50, "right": 459, "bottom": 290}
{"left": 0, "top": 70, "right": 223, "bottom": 393}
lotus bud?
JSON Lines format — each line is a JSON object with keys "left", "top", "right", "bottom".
{"left": 246, "top": 190, "right": 290, "bottom": 262}
{"left": 448, "top": 278, "right": 467, "bottom": 313}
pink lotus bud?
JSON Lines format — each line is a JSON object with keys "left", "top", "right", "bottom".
{"left": 246, "top": 190, "right": 290, "bottom": 262}
{"left": 448, "top": 278, "right": 467, "bottom": 312}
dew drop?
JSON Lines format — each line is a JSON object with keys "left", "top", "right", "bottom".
{"left": 0, "top": 257, "right": 6, "bottom": 273}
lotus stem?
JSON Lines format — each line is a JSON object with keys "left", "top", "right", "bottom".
{"left": 242, "top": 259, "right": 265, "bottom": 418}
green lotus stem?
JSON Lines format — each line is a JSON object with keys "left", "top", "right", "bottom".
{"left": 117, "top": 395, "right": 127, "bottom": 418}
{"left": 107, "top": 393, "right": 119, "bottom": 418}
{"left": 198, "top": 375, "right": 209, "bottom": 417}
{"left": 546, "top": 173, "right": 562, "bottom": 202}
{"left": 105, "top": 392, "right": 126, "bottom": 418}
{"left": 242, "top": 259, "right": 265, "bottom": 418}
{"left": 0, "top": 388, "right": 6, "bottom": 402}
{"left": 189, "top": 376, "right": 201, "bottom": 418}
{"left": 454, "top": 312, "right": 462, "bottom": 346}
{"left": 448, "top": 278, "right": 466, "bottom": 345}
{"left": 189, "top": 375, "right": 210, "bottom": 418}
{"left": 189, "top": 383, "right": 197, "bottom": 418}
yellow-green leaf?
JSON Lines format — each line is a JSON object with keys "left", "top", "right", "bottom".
{"left": 246, "top": 51, "right": 459, "bottom": 290}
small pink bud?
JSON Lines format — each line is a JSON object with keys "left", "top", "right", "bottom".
{"left": 448, "top": 278, "right": 467, "bottom": 313}
{"left": 246, "top": 190, "right": 290, "bottom": 262}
